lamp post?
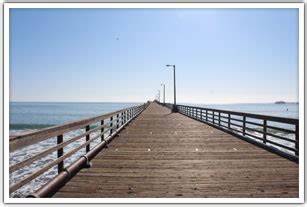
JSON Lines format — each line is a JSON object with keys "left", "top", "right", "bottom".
{"left": 160, "top": 84, "right": 165, "bottom": 105}
{"left": 157, "top": 90, "right": 160, "bottom": 102}
{"left": 166, "top": 64, "right": 177, "bottom": 112}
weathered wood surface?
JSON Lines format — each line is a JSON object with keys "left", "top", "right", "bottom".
{"left": 54, "top": 102, "right": 298, "bottom": 198}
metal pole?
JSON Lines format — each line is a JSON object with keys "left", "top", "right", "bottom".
{"left": 173, "top": 65, "right": 176, "bottom": 107}
{"left": 161, "top": 84, "right": 165, "bottom": 105}
{"left": 163, "top": 84, "right": 165, "bottom": 104}
{"left": 166, "top": 64, "right": 177, "bottom": 112}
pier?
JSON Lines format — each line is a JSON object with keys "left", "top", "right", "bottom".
{"left": 9, "top": 102, "right": 299, "bottom": 198}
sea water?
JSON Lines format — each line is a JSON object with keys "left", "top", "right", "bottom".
{"left": 10, "top": 102, "right": 141, "bottom": 131}
{"left": 8, "top": 102, "right": 299, "bottom": 197}
{"left": 191, "top": 103, "right": 298, "bottom": 119}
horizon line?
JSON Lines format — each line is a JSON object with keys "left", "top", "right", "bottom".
{"left": 9, "top": 100, "right": 299, "bottom": 105}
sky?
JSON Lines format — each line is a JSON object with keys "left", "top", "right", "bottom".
{"left": 9, "top": 8, "right": 299, "bottom": 104}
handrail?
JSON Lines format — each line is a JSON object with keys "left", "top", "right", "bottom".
{"left": 9, "top": 102, "right": 150, "bottom": 196}
{"left": 161, "top": 102, "right": 299, "bottom": 162}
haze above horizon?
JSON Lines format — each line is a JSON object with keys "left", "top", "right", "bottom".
{"left": 9, "top": 8, "right": 299, "bottom": 104}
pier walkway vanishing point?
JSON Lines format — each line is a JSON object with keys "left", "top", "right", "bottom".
{"left": 9, "top": 102, "right": 298, "bottom": 198}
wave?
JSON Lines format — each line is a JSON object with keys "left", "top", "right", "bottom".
{"left": 9, "top": 128, "right": 104, "bottom": 198}
{"left": 10, "top": 123, "right": 54, "bottom": 130}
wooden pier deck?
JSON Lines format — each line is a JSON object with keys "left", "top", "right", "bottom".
{"left": 53, "top": 102, "right": 298, "bottom": 198}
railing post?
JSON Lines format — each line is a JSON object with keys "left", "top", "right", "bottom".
{"left": 110, "top": 116, "right": 113, "bottom": 135}
{"left": 121, "top": 112, "right": 124, "bottom": 126}
{"left": 218, "top": 112, "right": 221, "bottom": 126}
{"left": 263, "top": 120, "right": 267, "bottom": 144}
{"left": 212, "top": 111, "right": 215, "bottom": 124}
{"left": 206, "top": 110, "right": 208, "bottom": 122}
{"left": 295, "top": 123, "right": 299, "bottom": 156}
{"left": 57, "top": 134, "right": 64, "bottom": 174}
{"left": 86, "top": 125, "right": 90, "bottom": 152}
{"left": 101, "top": 120, "right": 104, "bottom": 142}
{"left": 243, "top": 116, "right": 246, "bottom": 136}
{"left": 201, "top": 109, "right": 203, "bottom": 121}
{"left": 228, "top": 114, "right": 230, "bottom": 129}
{"left": 117, "top": 114, "right": 119, "bottom": 129}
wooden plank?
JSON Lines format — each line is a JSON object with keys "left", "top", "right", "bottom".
{"left": 54, "top": 102, "right": 298, "bottom": 198}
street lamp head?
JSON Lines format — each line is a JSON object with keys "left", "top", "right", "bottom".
{"left": 166, "top": 64, "right": 175, "bottom": 67}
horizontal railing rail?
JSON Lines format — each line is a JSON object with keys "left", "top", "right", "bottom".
{"left": 9, "top": 102, "right": 150, "bottom": 196}
{"left": 161, "top": 102, "right": 299, "bottom": 162}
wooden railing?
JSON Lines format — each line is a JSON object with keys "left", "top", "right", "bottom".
{"left": 161, "top": 103, "right": 299, "bottom": 162}
{"left": 9, "top": 103, "right": 149, "bottom": 196}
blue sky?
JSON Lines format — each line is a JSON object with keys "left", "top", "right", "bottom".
{"left": 9, "top": 8, "right": 299, "bottom": 104}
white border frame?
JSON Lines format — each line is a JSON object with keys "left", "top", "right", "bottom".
{"left": 3, "top": 2, "right": 305, "bottom": 204}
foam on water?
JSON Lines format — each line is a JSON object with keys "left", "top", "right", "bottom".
{"left": 9, "top": 129, "right": 104, "bottom": 198}
{"left": 230, "top": 126, "right": 296, "bottom": 155}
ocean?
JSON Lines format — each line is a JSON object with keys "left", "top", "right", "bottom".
{"left": 9, "top": 102, "right": 299, "bottom": 197}
{"left": 10, "top": 102, "right": 298, "bottom": 131}
{"left": 192, "top": 103, "right": 298, "bottom": 119}
{"left": 10, "top": 102, "right": 142, "bottom": 132}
